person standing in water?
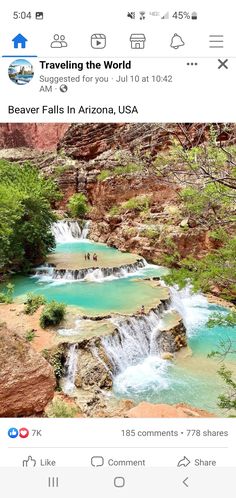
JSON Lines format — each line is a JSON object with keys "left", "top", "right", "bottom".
{"left": 141, "top": 305, "right": 145, "bottom": 314}
{"left": 87, "top": 253, "right": 90, "bottom": 260}
{"left": 84, "top": 253, "right": 87, "bottom": 261}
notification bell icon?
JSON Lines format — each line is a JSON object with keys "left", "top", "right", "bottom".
{"left": 170, "top": 33, "right": 185, "bottom": 49}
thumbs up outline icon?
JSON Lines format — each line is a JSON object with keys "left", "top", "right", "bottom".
{"left": 22, "top": 456, "right": 37, "bottom": 468}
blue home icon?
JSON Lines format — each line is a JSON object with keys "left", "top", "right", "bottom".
{"left": 12, "top": 34, "right": 28, "bottom": 49}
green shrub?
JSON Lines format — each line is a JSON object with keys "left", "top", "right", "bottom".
{"left": 46, "top": 398, "right": 77, "bottom": 418}
{"left": 25, "top": 329, "right": 36, "bottom": 342}
{"left": 113, "top": 163, "right": 142, "bottom": 176}
{"left": 40, "top": 301, "right": 66, "bottom": 328}
{"left": 209, "top": 228, "right": 228, "bottom": 242}
{"left": 97, "top": 170, "right": 111, "bottom": 181}
{"left": 122, "top": 195, "right": 151, "bottom": 212}
{"left": 0, "top": 283, "right": 14, "bottom": 304}
{"left": 108, "top": 205, "right": 120, "bottom": 217}
{"left": 109, "top": 195, "right": 151, "bottom": 217}
{"left": 98, "top": 163, "right": 143, "bottom": 181}
{"left": 24, "top": 293, "right": 46, "bottom": 315}
{"left": 42, "top": 348, "right": 65, "bottom": 378}
{"left": 141, "top": 227, "right": 160, "bottom": 239}
{"left": 67, "top": 193, "right": 89, "bottom": 218}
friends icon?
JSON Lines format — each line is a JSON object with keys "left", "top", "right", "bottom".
{"left": 50, "top": 34, "right": 68, "bottom": 48}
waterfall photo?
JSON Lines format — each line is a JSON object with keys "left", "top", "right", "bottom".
{"left": 0, "top": 123, "right": 236, "bottom": 418}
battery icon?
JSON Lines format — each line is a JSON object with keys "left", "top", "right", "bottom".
{"left": 191, "top": 12, "right": 197, "bottom": 20}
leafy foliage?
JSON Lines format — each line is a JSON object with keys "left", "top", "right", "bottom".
{"left": 140, "top": 227, "right": 160, "bottom": 239}
{"left": 25, "top": 329, "right": 36, "bottom": 342}
{"left": 109, "top": 195, "right": 151, "bottom": 217}
{"left": 42, "top": 348, "right": 65, "bottom": 379}
{"left": 0, "top": 283, "right": 14, "bottom": 303}
{"left": 0, "top": 160, "right": 60, "bottom": 272}
{"left": 46, "top": 398, "right": 77, "bottom": 418}
{"left": 207, "top": 310, "right": 236, "bottom": 414}
{"left": 39, "top": 301, "right": 66, "bottom": 328}
{"left": 98, "top": 163, "right": 143, "bottom": 181}
{"left": 217, "top": 365, "right": 236, "bottom": 411}
{"left": 24, "top": 293, "right": 46, "bottom": 315}
{"left": 207, "top": 311, "right": 236, "bottom": 328}
{"left": 164, "top": 237, "right": 236, "bottom": 302}
{"left": 67, "top": 193, "right": 89, "bottom": 218}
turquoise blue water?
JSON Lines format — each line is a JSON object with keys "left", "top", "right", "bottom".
{"left": 11, "top": 241, "right": 167, "bottom": 313}
{"left": 7, "top": 239, "right": 236, "bottom": 414}
{"left": 114, "top": 302, "right": 236, "bottom": 414}
{"left": 12, "top": 273, "right": 166, "bottom": 314}
{"left": 55, "top": 241, "right": 120, "bottom": 254}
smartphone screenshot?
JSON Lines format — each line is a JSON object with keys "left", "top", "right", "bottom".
{"left": 0, "top": 1, "right": 235, "bottom": 496}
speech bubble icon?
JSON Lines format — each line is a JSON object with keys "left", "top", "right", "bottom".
{"left": 91, "top": 456, "right": 104, "bottom": 467}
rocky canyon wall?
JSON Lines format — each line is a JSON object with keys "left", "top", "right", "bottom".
{"left": 0, "top": 122, "right": 235, "bottom": 263}
{"left": 0, "top": 123, "right": 69, "bottom": 150}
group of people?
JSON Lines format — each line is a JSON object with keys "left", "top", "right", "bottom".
{"left": 84, "top": 252, "right": 98, "bottom": 262}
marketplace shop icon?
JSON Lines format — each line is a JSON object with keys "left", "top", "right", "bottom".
{"left": 8, "top": 59, "right": 34, "bottom": 85}
{"left": 130, "top": 33, "right": 146, "bottom": 49}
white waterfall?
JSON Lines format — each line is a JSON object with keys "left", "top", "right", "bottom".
{"left": 34, "top": 259, "right": 146, "bottom": 283}
{"left": 169, "top": 285, "right": 210, "bottom": 334}
{"left": 102, "top": 286, "right": 211, "bottom": 376}
{"left": 51, "top": 220, "right": 90, "bottom": 243}
{"left": 62, "top": 344, "right": 78, "bottom": 394}
{"left": 102, "top": 309, "right": 162, "bottom": 374}
{"left": 80, "top": 220, "right": 90, "bottom": 240}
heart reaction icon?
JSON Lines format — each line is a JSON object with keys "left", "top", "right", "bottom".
{"left": 19, "top": 428, "right": 29, "bottom": 439}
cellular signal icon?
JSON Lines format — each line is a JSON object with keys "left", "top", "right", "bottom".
{"left": 161, "top": 12, "right": 169, "bottom": 19}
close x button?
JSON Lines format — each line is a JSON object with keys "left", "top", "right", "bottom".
{"left": 218, "top": 59, "right": 229, "bottom": 69}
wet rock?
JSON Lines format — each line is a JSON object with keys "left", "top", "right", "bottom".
{"left": 0, "top": 324, "right": 56, "bottom": 417}
{"left": 75, "top": 347, "right": 113, "bottom": 390}
{"left": 161, "top": 352, "right": 174, "bottom": 360}
{"left": 159, "top": 321, "right": 187, "bottom": 353}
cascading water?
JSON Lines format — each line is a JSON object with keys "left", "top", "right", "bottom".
{"left": 34, "top": 259, "right": 146, "bottom": 282}
{"left": 52, "top": 220, "right": 82, "bottom": 243}
{"left": 51, "top": 220, "right": 90, "bottom": 243}
{"left": 80, "top": 220, "right": 90, "bottom": 240}
{"left": 102, "top": 308, "right": 164, "bottom": 373}
{"left": 169, "top": 285, "right": 210, "bottom": 334}
{"left": 62, "top": 344, "right": 78, "bottom": 394}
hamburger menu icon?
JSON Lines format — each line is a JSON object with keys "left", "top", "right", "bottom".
{"left": 91, "top": 33, "right": 106, "bottom": 49}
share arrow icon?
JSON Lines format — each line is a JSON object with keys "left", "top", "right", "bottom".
{"left": 177, "top": 456, "right": 191, "bottom": 467}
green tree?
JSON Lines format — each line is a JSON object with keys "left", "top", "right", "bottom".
{"left": 163, "top": 237, "right": 236, "bottom": 302}
{"left": 0, "top": 160, "right": 60, "bottom": 272}
{"left": 207, "top": 316, "right": 236, "bottom": 414}
{"left": 67, "top": 193, "right": 89, "bottom": 218}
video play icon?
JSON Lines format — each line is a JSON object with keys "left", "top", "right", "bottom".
{"left": 91, "top": 33, "right": 106, "bottom": 49}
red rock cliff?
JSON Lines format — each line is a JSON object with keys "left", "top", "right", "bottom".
{"left": 0, "top": 123, "right": 69, "bottom": 150}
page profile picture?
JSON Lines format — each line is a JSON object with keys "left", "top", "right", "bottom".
{"left": 8, "top": 59, "right": 34, "bottom": 85}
